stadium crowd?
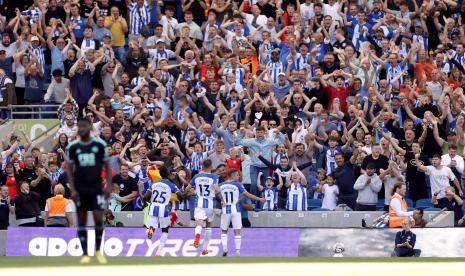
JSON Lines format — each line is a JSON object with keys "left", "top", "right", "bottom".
{"left": 1, "top": 0, "right": 465, "bottom": 229}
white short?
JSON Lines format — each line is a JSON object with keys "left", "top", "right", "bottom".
{"left": 146, "top": 215, "right": 170, "bottom": 229}
{"left": 194, "top": 207, "right": 214, "bottom": 222}
{"left": 220, "top": 213, "right": 242, "bottom": 230}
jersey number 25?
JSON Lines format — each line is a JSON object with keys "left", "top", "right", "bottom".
{"left": 153, "top": 190, "right": 167, "bottom": 204}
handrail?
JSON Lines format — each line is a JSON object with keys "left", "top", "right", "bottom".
{"left": 31, "top": 122, "right": 61, "bottom": 142}
{"left": 0, "top": 104, "right": 60, "bottom": 108}
{"left": 0, "top": 104, "right": 60, "bottom": 119}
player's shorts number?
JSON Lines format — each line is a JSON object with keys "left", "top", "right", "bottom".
{"left": 199, "top": 184, "right": 211, "bottom": 197}
{"left": 152, "top": 190, "right": 167, "bottom": 204}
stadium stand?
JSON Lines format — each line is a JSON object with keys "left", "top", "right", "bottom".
{"left": 1, "top": 0, "right": 465, "bottom": 235}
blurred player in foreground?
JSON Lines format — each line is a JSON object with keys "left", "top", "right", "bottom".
{"left": 144, "top": 167, "right": 183, "bottom": 256}
{"left": 220, "top": 169, "right": 265, "bottom": 256}
{"left": 66, "top": 119, "right": 112, "bottom": 264}
{"left": 185, "top": 159, "right": 225, "bottom": 255}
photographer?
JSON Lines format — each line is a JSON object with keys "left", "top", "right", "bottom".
{"left": 0, "top": 186, "right": 15, "bottom": 229}
{"left": 392, "top": 219, "right": 421, "bottom": 257}
{"left": 432, "top": 186, "right": 464, "bottom": 226}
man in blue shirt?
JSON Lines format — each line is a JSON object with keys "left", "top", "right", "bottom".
{"left": 237, "top": 126, "right": 285, "bottom": 198}
{"left": 392, "top": 219, "right": 421, "bottom": 257}
{"left": 69, "top": 57, "right": 95, "bottom": 111}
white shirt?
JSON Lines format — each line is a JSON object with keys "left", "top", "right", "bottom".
{"left": 292, "top": 127, "right": 308, "bottom": 145}
{"left": 300, "top": 3, "right": 315, "bottom": 22}
{"left": 0, "top": 42, "right": 18, "bottom": 59}
{"left": 384, "top": 174, "right": 405, "bottom": 205}
{"left": 441, "top": 154, "right": 464, "bottom": 177}
{"left": 177, "top": 22, "right": 203, "bottom": 40}
{"left": 146, "top": 35, "right": 170, "bottom": 48}
{"left": 425, "top": 165, "right": 455, "bottom": 199}
{"left": 159, "top": 15, "right": 178, "bottom": 39}
{"left": 245, "top": 14, "right": 268, "bottom": 31}
{"left": 322, "top": 184, "right": 339, "bottom": 210}
{"left": 323, "top": 2, "right": 341, "bottom": 21}
{"left": 226, "top": 31, "right": 246, "bottom": 49}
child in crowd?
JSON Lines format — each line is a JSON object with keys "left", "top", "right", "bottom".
{"left": 109, "top": 182, "right": 123, "bottom": 212}
{"left": 309, "top": 168, "right": 325, "bottom": 199}
{"left": 257, "top": 171, "right": 283, "bottom": 210}
{"left": 321, "top": 173, "right": 339, "bottom": 210}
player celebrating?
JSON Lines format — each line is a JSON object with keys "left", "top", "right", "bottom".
{"left": 144, "top": 167, "right": 182, "bottom": 256}
{"left": 185, "top": 159, "right": 225, "bottom": 255}
{"left": 66, "top": 119, "right": 112, "bottom": 264}
{"left": 220, "top": 169, "right": 266, "bottom": 256}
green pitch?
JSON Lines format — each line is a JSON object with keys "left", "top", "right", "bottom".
{"left": 1, "top": 257, "right": 465, "bottom": 268}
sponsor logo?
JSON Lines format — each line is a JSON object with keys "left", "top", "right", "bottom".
{"left": 26, "top": 231, "right": 221, "bottom": 257}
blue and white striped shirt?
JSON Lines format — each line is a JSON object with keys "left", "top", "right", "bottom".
{"left": 261, "top": 187, "right": 278, "bottom": 210}
{"left": 148, "top": 179, "right": 178, "bottom": 217}
{"left": 266, "top": 60, "right": 285, "bottom": 85}
{"left": 220, "top": 181, "right": 245, "bottom": 214}
{"left": 223, "top": 67, "right": 245, "bottom": 87}
{"left": 190, "top": 173, "right": 219, "bottom": 210}
{"left": 286, "top": 183, "right": 307, "bottom": 211}
{"left": 188, "top": 152, "right": 208, "bottom": 172}
{"left": 30, "top": 46, "right": 45, "bottom": 72}
{"left": 128, "top": 2, "right": 151, "bottom": 36}
{"left": 200, "top": 134, "right": 216, "bottom": 152}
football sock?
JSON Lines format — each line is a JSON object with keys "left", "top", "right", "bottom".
{"left": 95, "top": 225, "right": 104, "bottom": 251}
{"left": 221, "top": 233, "right": 228, "bottom": 252}
{"left": 203, "top": 228, "right": 212, "bottom": 250}
{"left": 78, "top": 227, "right": 88, "bottom": 255}
{"left": 234, "top": 236, "right": 241, "bottom": 255}
{"left": 157, "top": 233, "right": 168, "bottom": 255}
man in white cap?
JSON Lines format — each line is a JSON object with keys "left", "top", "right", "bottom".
{"left": 148, "top": 39, "right": 175, "bottom": 63}
{"left": 29, "top": 35, "right": 46, "bottom": 73}
{"left": 274, "top": 72, "right": 291, "bottom": 101}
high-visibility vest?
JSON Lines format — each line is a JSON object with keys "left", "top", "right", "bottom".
{"left": 388, "top": 193, "right": 408, "bottom": 228}
{"left": 46, "top": 195, "right": 69, "bottom": 217}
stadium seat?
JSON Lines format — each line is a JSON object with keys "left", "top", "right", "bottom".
{"left": 376, "top": 206, "right": 385, "bottom": 211}
{"left": 415, "top": 198, "right": 433, "bottom": 209}
{"left": 307, "top": 199, "right": 323, "bottom": 210}
{"left": 424, "top": 207, "right": 441, "bottom": 211}
{"left": 407, "top": 207, "right": 415, "bottom": 211}
{"left": 376, "top": 199, "right": 385, "bottom": 208}
{"left": 311, "top": 208, "right": 330, "bottom": 211}
{"left": 405, "top": 198, "right": 413, "bottom": 208}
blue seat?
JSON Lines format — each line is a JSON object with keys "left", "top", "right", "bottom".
{"left": 376, "top": 199, "right": 385, "bottom": 208}
{"left": 405, "top": 198, "right": 413, "bottom": 208}
{"left": 376, "top": 206, "right": 385, "bottom": 211}
{"left": 424, "top": 207, "right": 441, "bottom": 211}
{"left": 307, "top": 199, "right": 323, "bottom": 207}
{"left": 311, "top": 208, "right": 330, "bottom": 211}
{"left": 415, "top": 198, "right": 433, "bottom": 208}
{"left": 407, "top": 207, "right": 415, "bottom": 211}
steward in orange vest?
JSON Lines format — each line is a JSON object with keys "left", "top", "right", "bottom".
{"left": 44, "top": 184, "right": 73, "bottom": 227}
{"left": 389, "top": 182, "right": 414, "bottom": 228}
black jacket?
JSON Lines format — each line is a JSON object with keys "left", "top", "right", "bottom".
{"left": 12, "top": 192, "right": 41, "bottom": 220}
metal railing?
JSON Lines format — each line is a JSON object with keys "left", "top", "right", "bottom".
{"left": 0, "top": 104, "right": 60, "bottom": 119}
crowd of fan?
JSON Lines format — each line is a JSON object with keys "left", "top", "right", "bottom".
{"left": 1, "top": 0, "right": 465, "bottom": 228}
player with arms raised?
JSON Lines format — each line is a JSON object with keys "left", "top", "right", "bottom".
{"left": 66, "top": 119, "right": 112, "bottom": 264}
{"left": 144, "top": 167, "right": 183, "bottom": 256}
{"left": 220, "top": 169, "right": 266, "bottom": 256}
{"left": 185, "top": 159, "right": 225, "bottom": 255}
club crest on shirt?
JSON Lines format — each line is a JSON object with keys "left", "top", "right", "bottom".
{"left": 410, "top": 159, "right": 424, "bottom": 167}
